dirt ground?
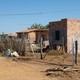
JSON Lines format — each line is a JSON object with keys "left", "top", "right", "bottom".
{"left": 0, "top": 54, "right": 80, "bottom": 80}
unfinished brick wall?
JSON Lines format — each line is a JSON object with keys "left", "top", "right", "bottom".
{"left": 28, "top": 32, "right": 36, "bottom": 43}
{"left": 49, "top": 19, "right": 67, "bottom": 50}
{"left": 49, "top": 18, "right": 80, "bottom": 53}
{"left": 67, "top": 19, "right": 80, "bottom": 53}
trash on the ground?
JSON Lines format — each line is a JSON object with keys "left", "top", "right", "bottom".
{"left": 11, "top": 51, "right": 19, "bottom": 57}
{"left": 5, "top": 49, "right": 11, "bottom": 56}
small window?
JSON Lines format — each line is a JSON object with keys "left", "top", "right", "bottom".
{"left": 55, "top": 31, "right": 60, "bottom": 40}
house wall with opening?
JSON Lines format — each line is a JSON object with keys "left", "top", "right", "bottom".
{"left": 49, "top": 19, "right": 67, "bottom": 51}
{"left": 49, "top": 18, "right": 80, "bottom": 53}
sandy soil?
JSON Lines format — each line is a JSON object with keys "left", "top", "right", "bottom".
{"left": 0, "top": 54, "right": 80, "bottom": 80}
{"left": 0, "top": 57, "right": 56, "bottom": 80}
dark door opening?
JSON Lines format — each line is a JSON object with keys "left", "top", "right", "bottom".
{"left": 55, "top": 31, "right": 60, "bottom": 40}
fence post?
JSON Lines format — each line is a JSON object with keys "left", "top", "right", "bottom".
{"left": 62, "top": 37, "right": 65, "bottom": 54}
{"left": 40, "top": 37, "right": 43, "bottom": 59}
{"left": 72, "top": 38, "right": 75, "bottom": 65}
{"left": 75, "top": 40, "right": 78, "bottom": 65}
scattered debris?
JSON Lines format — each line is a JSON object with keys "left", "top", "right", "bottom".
{"left": 46, "top": 67, "right": 80, "bottom": 72}
{"left": 45, "top": 66, "right": 80, "bottom": 79}
{"left": 5, "top": 49, "right": 11, "bottom": 56}
{"left": 11, "top": 51, "right": 19, "bottom": 58}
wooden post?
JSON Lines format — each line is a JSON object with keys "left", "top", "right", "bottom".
{"left": 72, "top": 38, "right": 74, "bottom": 65}
{"left": 40, "top": 37, "right": 43, "bottom": 59}
{"left": 62, "top": 37, "right": 65, "bottom": 54}
{"left": 75, "top": 40, "right": 78, "bottom": 65}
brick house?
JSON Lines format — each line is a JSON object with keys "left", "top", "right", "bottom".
{"left": 16, "top": 29, "right": 49, "bottom": 44}
{"left": 49, "top": 18, "right": 80, "bottom": 52}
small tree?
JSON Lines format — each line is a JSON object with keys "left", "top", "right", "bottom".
{"left": 28, "top": 23, "right": 48, "bottom": 29}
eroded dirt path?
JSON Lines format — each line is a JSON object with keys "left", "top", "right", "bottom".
{"left": 0, "top": 57, "right": 57, "bottom": 80}
{"left": 0, "top": 56, "right": 80, "bottom": 80}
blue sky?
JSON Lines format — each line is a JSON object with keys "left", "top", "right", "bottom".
{"left": 0, "top": 0, "right": 80, "bottom": 33}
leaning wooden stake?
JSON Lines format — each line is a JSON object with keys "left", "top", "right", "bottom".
{"left": 40, "top": 37, "right": 43, "bottom": 59}
{"left": 28, "top": 39, "right": 34, "bottom": 55}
